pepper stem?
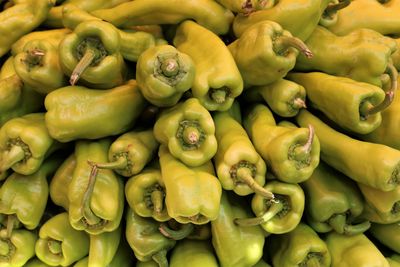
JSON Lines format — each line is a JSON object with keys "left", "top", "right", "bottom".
{"left": 392, "top": 201, "right": 400, "bottom": 214}
{"left": 0, "top": 145, "right": 25, "bottom": 172}
{"left": 70, "top": 49, "right": 96, "bottom": 85}
{"left": 159, "top": 223, "right": 194, "bottom": 240}
{"left": 47, "top": 239, "right": 62, "bottom": 255}
{"left": 161, "top": 58, "right": 179, "bottom": 77}
{"left": 6, "top": 215, "right": 17, "bottom": 239}
{"left": 293, "top": 124, "right": 314, "bottom": 161}
{"left": 152, "top": 250, "right": 168, "bottom": 267}
{"left": 0, "top": 240, "right": 9, "bottom": 256}
{"left": 30, "top": 49, "right": 45, "bottom": 57}
{"left": 210, "top": 88, "right": 228, "bottom": 104}
{"left": 275, "top": 36, "right": 313, "bottom": 58}
{"left": 151, "top": 190, "right": 164, "bottom": 214}
{"left": 305, "top": 257, "right": 321, "bottom": 267}
{"left": 324, "top": 0, "right": 351, "bottom": 15}
{"left": 234, "top": 201, "right": 284, "bottom": 226}
{"left": 82, "top": 164, "right": 101, "bottom": 225}
{"left": 292, "top": 97, "right": 307, "bottom": 109}
{"left": 88, "top": 156, "right": 128, "bottom": 171}
{"left": 236, "top": 167, "right": 275, "bottom": 199}
{"left": 182, "top": 126, "right": 200, "bottom": 145}
{"left": 328, "top": 213, "right": 371, "bottom": 235}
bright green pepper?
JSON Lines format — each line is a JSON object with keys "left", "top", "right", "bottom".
{"left": 369, "top": 222, "right": 400, "bottom": 254}
{"left": 44, "top": 80, "right": 147, "bottom": 142}
{"left": 170, "top": 240, "right": 219, "bottom": 267}
{"left": 174, "top": 20, "right": 243, "bottom": 111}
{"left": 136, "top": 45, "right": 195, "bottom": 107}
{"left": 159, "top": 145, "right": 222, "bottom": 225}
{"left": 59, "top": 20, "right": 126, "bottom": 88}
{"left": 35, "top": 212, "right": 89, "bottom": 267}
{"left": 296, "top": 109, "right": 400, "bottom": 191}
{"left": 243, "top": 103, "right": 320, "bottom": 183}
{"left": 87, "top": 226, "right": 121, "bottom": 267}
{"left": 25, "top": 258, "right": 52, "bottom": 267}
{"left": 153, "top": 98, "right": 217, "bottom": 167}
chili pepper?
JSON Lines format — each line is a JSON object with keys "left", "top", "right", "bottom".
{"left": 59, "top": 20, "right": 126, "bottom": 88}
{"left": 243, "top": 79, "right": 306, "bottom": 117}
{"left": 243, "top": 103, "right": 320, "bottom": 183}
{"left": 44, "top": 80, "right": 146, "bottom": 142}
{"left": 369, "top": 222, "right": 400, "bottom": 254}
{"left": 268, "top": 222, "right": 331, "bottom": 267}
{"left": 0, "top": 0, "right": 54, "bottom": 57}
{"left": 35, "top": 212, "right": 89, "bottom": 267}
{"left": 159, "top": 145, "right": 222, "bottom": 225}
{"left": 393, "top": 38, "right": 400, "bottom": 70}
{"left": 25, "top": 258, "right": 52, "bottom": 267}
{"left": 0, "top": 113, "right": 62, "bottom": 175}
{"left": 211, "top": 191, "right": 265, "bottom": 267}
{"left": 87, "top": 226, "right": 121, "bottom": 267}
{"left": 136, "top": 45, "right": 195, "bottom": 107}
{"left": 296, "top": 109, "right": 400, "bottom": 191}
{"left": 288, "top": 72, "right": 390, "bottom": 134}
{"left": 170, "top": 240, "right": 219, "bottom": 267}
{"left": 301, "top": 161, "right": 371, "bottom": 235}
{"left": 14, "top": 39, "right": 67, "bottom": 94}
{"left": 325, "top": 232, "right": 390, "bottom": 267}
{"left": 228, "top": 20, "right": 313, "bottom": 87}
{"left": 125, "top": 207, "right": 175, "bottom": 267}
{"left": 173, "top": 20, "right": 243, "bottom": 111}
{"left": 153, "top": 98, "right": 217, "bottom": 167}
{"left": 91, "top": 0, "right": 234, "bottom": 35}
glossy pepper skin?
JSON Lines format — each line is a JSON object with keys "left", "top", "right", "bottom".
{"left": 44, "top": 80, "right": 146, "bottom": 143}
{"left": 68, "top": 139, "right": 124, "bottom": 235}
{"left": 325, "top": 232, "right": 390, "bottom": 267}
{"left": 159, "top": 145, "right": 222, "bottom": 225}
{"left": 211, "top": 191, "right": 264, "bottom": 267}
{"left": 302, "top": 161, "right": 371, "bottom": 235}
{"left": 88, "top": 226, "right": 121, "bottom": 267}
{"left": 269, "top": 223, "right": 331, "bottom": 267}
{"left": 170, "top": 240, "right": 219, "bottom": 267}
{"left": 0, "top": 0, "right": 54, "bottom": 57}
{"left": 393, "top": 38, "right": 400, "bottom": 70}
{"left": 35, "top": 212, "right": 89, "bottom": 267}
{"left": 153, "top": 98, "right": 217, "bottom": 167}
{"left": 91, "top": 0, "right": 234, "bottom": 35}
{"left": 243, "top": 103, "right": 320, "bottom": 184}
{"left": 136, "top": 45, "right": 195, "bottom": 107}
{"left": 288, "top": 72, "right": 386, "bottom": 134}
{"left": 25, "top": 258, "right": 52, "bottom": 267}
{"left": 173, "top": 20, "right": 243, "bottom": 111}
{"left": 228, "top": 21, "right": 312, "bottom": 87}
{"left": 59, "top": 20, "right": 126, "bottom": 88}
{"left": 369, "top": 223, "right": 400, "bottom": 254}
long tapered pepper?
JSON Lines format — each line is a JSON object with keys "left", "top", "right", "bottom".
{"left": 369, "top": 222, "right": 400, "bottom": 254}
{"left": 170, "top": 240, "right": 219, "bottom": 267}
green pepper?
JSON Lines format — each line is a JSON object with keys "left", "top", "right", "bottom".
{"left": 369, "top": 222, "right": 400, "bottom": 254}
{"left": 393, "top": 38, "right": 400, "bottom": 70}
{"left": 44, "top": 80, "right": 147, "bottom": 142}
{"left": 318, "top": 0, "right": 351, "bottom": 27}
{"left": 136, "top": 260, "right": 158, "bottom": 267}
{"left": 0, "top": 113, "right": 61, "bottom": 175}
{"left": 59, "top": 20, "right": 126, "bottom": 88}
{"left": 159, "top": 145, "right": 222, "bottom": 225}
{"left": 243, "top": 103, "right": 320, "bottom": 183}
{"left": 25, "top": 257, "right": 52, "bottom": 267}
{"left": 288, "top": 72, "right": 389, "bottom": 134}
{"left": 296, "top": 109, "right": 400, "bottom": 191}
{"left": 153, "top": 98, "right": 217, "bottom": 167}
{"left": 301, "top": 161, "right": 371, "bottom": 235}
{"left": 253, "top": 259, "right": 272, "bottom": 267}
{"left": 136, "top": 45, "right": 195, "bottom": 107}
{"left": 35, "top": 212, "right": 89, "bottom": 267}
{"left": 228, "top": 20, "right": 312, "bottom": 87}
{"left": 68, "top": 139, "right": 124, "bottom": 235}
{"left": 215, "top": 0, "right": 270, "bottom": 14}
{"left": 87, "top": 226, "right": 121, "bottom": 267}
{"left": 0, "top": 0, "right": 54, "bottom": 57}
{"left": 268, "top": 222, "right": 331, "bottom": 267}
{"left": 14, "top": 39, "right": 67, "bottom": 94}
{"left": 325, "top": 232, "right": 390, "bottom": 267}
{"left": 211, "top": 191, "right": 265, "bottom": 267}
{"left": 125, "top": 207, "right": 175, "bottom": 267}
{"left": 243, "top": 79, "right": 306, "bottom": 117}
{"left": 91, "top": 0, "right": 234, "bottom": 35}
{"left": 173, "top": 20, "right": 243, "bottom": 111}
{"left": 170, "top": 240, "right": 219, "bottom": 267}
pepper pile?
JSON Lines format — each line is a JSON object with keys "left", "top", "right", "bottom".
{"left": 0, "top": 0, "right": 400, "bottom": 266}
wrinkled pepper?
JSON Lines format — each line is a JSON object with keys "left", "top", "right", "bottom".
{"left": 153, "top": 98, "right": 217, "bottom": 167}
{"left": 243, "top": 103, "right": 320, "bottom": 183}
{"left": 88, "top": 226, "right": 121, "bottom": 267}
{"left": 173, "top": 20, "right": 243, "bottom": 111}
{"left": 159, "top": 145, "right": 222, "bottom": 225}
{"left": 228, "top": 20, "right": 313, "bottom": 87}
{"left": 369, "top": 222, "right": 400, "bottom": 254}
{"left": 44, "top": 80, "right": 147, "bottom": 142}
{"left": 296, "top": 109, "right": 400, "bottom": 191}
{"left": 301, "top": 161, "right": 371, "bottom": 235}
{"left": 68, "top": 139, "right": 124, "bottom": 234}
{"left": 136, "top": 45, "right": 195, "bottom": 107}
{"left": 170, "top": 240, "right": 219, "bottom": 267}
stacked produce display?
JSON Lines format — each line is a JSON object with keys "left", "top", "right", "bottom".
{"left": 1, "top": 0, "right": 400, "bottom": 266}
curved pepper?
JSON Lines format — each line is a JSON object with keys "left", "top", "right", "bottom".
{"left": 35, "top": 212, "right": 89, "bottom": 267}
{"left": 159, "top": 145, "right": 222, "bottom": 225}
{"left": 319, "top": 0, "right": 351, "bottom": 27}
{"left": 173, "top": 20, "right": 243, "bottom": 111}
{"left": 88, "top": 226, "right": 121, "bottom": 267}
{"left": 296, "top": 109, "right": 400, "bottom": 191}
{"left": 170, "top": 240, "right": 219, "bottom": 267}
{"left": 302, "top": 161, "right": 371, "bottom": 235}
{"left": 59, "top": 20, "right": 126, "bottom": 88}
{"left": 269, "top": 222, "right": 332, "bottom": 267}
{"left": 136, "top": 45, "right": 195, "bottom": 107}
{"left": 44, "top": 80, "right": 146, "bottom": 142}
{"left": 68, "top": 139, "right": 124, "bottom": 235}
{"left": 369, "top": 223, "right": 400, "bottom": 254}
{"left": 243, "top": 103, "right": 320, "bottom": 183}
{"left": 228, "top": 20, "right": 312, "bottom": 87}
{"left": 91, "top": 0, "right": 234, "bottom": 35}
{"left": 153, "top": 98, "right": 217, "bottom": 167}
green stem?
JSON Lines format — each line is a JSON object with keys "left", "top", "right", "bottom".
{"left": 236, "top": 167, "right": 275, "bottom": 200}
{"left": 159, "top": 223, "right": 194, "bottom": 240}
{"left": 0, "top": 145, "right": 25, "bottom": 172}
{"left": 161, "top": 58, "right": 179, "bottom": 77}
{"left": 152, "top": 250, "right": 168, "bottom": 267}
{"left": 275, "top": 36, "right": 313, "bottom": 58}
{"left": 292, "top": 97, "right": 307, "bottom": 109}
{"left": 47, "top": 239, "right": 62, "bottom": 255}
{"left": 6, "top": 215, "right": 16, "bottom": 239}
{"left": 182, "top": 126, "right": 200, "bottom": 145}
{"left": 70, "top": 49, "right": 96, "bottom": 85}
{"left": 151, "top": 190, "right": 164, "bottom": 214}
{"left": 293, "top": 124, "right": 314, "bottom": 160}
{"left": 234, "top": 201, "right": 283, "bottom": 226}
{"left": 328, "top": 213, "right": 371, "bottom": 235}
{"left": 210, "top": 88, "right": 228, "bottom": 104}
{"left": 305, "top": 257, "right": 321, "bottom": 267}
{"left": 82, "top": 164, "right": 101, "bottom": 225}
{"left": 324, "top": 0, "right": 351, "bottom": 15}
{"left": 0, "top": 240, "right": 9, "bottom": 256}
{"left": 344, "top": 221, "right": 371, "bottom": 235}
{"left": 88, "top": 156, "right": 128, "bottom": 171}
